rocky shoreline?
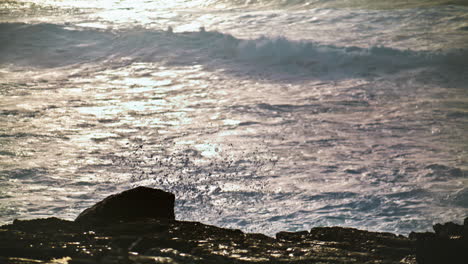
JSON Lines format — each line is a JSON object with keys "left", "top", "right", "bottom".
{"left": 1, "top": 187, "right": 466, "bottom": 264}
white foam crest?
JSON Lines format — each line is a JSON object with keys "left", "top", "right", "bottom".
{"left": 206, "top": 0, "right": 468, "bottom": 9}
{"left": 1, "top": 22, "right": 467, "bottom": 78}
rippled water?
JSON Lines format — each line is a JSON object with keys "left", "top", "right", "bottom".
{"left": 1, "top": 0, "right": 467, "bottom": 235}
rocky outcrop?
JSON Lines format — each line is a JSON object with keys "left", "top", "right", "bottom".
{"left": 0, "top": 217, "right": 416, "bottom": 264}
{"left": 410, "top": 218, "right": 468, "bottom": 264}
{"left": 75, "top": 186, "right": 175, "bottom": 224}
{"left": 0, "top": 187, "right": 464, "bottom": 263}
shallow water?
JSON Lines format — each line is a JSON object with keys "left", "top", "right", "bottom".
{"left": 1, "top": 0, "right": 467, "bottom": 235}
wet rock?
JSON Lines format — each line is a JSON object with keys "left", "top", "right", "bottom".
{"left": 7, "top": 217, "right": 77, "bottom": 232}
{"left": 276, "top": 230, "right": 309, "bottom": 241}
{"left": 15, "top": 188, "right": 468, "bottom": 264}
{"left": 307, "top": 227, "right": 414, "bottom": 261}
{"left": 412, "top": 218, "right": 468, "bottom": 264}
{"left": 0, "top": 217, "right": 417, "bottom": 264}
{"left": 408, "top": 231, "right": 436, "bottom": 240}
{"left": 75, "top": 186, "right": 175, "bottom": 225}
{"left": 414, "top": 236, "right": 468, "bottom": 264}
{"left": 433, "top": 221, "right": 466, "bottom": 237}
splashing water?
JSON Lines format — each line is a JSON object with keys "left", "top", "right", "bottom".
{"left": 0, "top": 0, "right": 467, "bottom": 235}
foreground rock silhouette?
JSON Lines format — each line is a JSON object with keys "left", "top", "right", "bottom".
{"left": 410, "top": 219, "right": 468, "bottom": 264}
{"left": 0, "top": 187, "right": 466, "bottom": 263}
{"left": 75, "top": 186, "right": 175, "bottom": 224}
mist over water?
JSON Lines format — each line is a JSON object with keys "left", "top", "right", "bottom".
{"left": 0, "top": 0, "right": 467, "bottom": 235}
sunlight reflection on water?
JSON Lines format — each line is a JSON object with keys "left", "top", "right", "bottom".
{"left": 1, "top": 0, "right": 467, "bottom": 236}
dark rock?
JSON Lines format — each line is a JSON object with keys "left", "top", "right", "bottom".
{"left": 0, "top": 217, "right": 417, "bottom": 264}
{"left": 11, "top": 188, "right": 465, "bottom": 264}
{"left": 308, "top": 226, "right": 414, "bottom": 261}
{"left": 412, "top": 219, "right": 468, "bottom": 264}
{"left": 408, "top": 231, "right": 436, "bottom": 240}
{"left": 433, "top": 221, "right": 465, "bottom": 237}
{"left": 75, "top": 186, "right": 175, "bottom": 224}
{"left": 276, "top": 230, "right": 309, "bottom": 241}
{"left": 6, "top": 217, "right": 77, "bottom": 232}
{"left": 415, "top": 235, "right": 468, "bottom": 264}
{"left": 309, "top": 226, "right": 398, "bottom": 242}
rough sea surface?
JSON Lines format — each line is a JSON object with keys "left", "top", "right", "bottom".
{"left": 1, "top": 0, "right": 467, "bottom": 236}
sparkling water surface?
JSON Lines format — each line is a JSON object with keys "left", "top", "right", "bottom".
{"left": 1, "top": 0, "right": 467, "bottom": 235}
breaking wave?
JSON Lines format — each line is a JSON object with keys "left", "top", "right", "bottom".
{"left": 1, "top": 22, "right": 467, "bottom": 79}
{"left": 206, "top": 0, "right": 468, "bottom": 9}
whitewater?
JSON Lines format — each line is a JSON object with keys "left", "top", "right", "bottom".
{"left": 0, "top": 0, "right": 467, "bottom": 236}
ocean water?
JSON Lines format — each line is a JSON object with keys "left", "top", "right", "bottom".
{"left": 0, "top": 0, "right": 467, "bottom": 236}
